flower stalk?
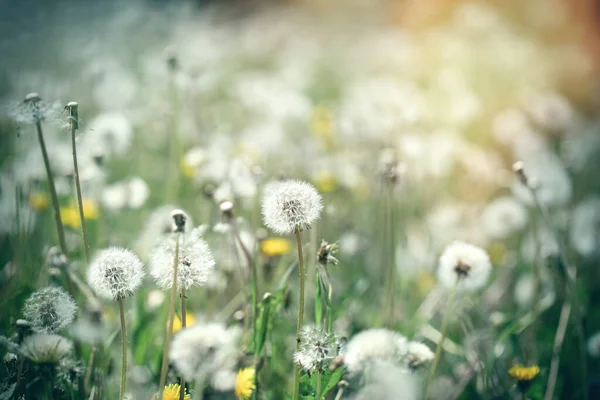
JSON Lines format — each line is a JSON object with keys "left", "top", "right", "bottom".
{"left": 292, "top": 228, "right": 306, "bottom": 400}
{"left": 118, "top": 298, "right": 127, "bottom": 400}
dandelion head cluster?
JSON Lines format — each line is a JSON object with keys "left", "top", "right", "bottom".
{"left": 88, "top": 247, "right": 145, "bottom": 301}
{"left": 293, "top": 326, "right": 338, "bottom": 373}
{"left": 20, "top": 333, "right": 73, "bottom": 363}
{"left": 169, "top": 322, "right": 241, "bottom": 388}
{"left": 23, "top": 286, "right": 77, "bottom": 333}
{"left": 150, "top": 227, "right": 215, "bottom": 290}
{"left": 403, "top": 341, "right": 434, "bottom": 370}
{"left": 343, "top": 328, "right": 408, "bottom": 375}
{"left": 6, "top": 93, "right": 62, "bottom": 125}
{"left": 437, "top": 241, "right": 492, "bottom": 291}
{"left": 261, "top": 180, "right": 323, "bottom": 234}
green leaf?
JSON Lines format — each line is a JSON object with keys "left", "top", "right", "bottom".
{"left": 315, "top": 274, "right": 323, "bottom": 328}
{"left": 255, "top": 294, "right": 272, "bottom": 355}
{"left": 322, "top": 367, "right": 344, "bottom": 396}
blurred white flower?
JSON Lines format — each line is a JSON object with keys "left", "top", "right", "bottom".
{"left": 514, "top": 274, "right": 535, "bottom": 308}
{"left": 88, "top": 247, "right": 145, "bottom": 301}
{"left": 101, "top": 177, "right": 150, "bottom": 211}
{"left": 588, "top": 331, "right": 600, "bottom": 357}
{"left": 343, "top": 328, "right": 408, "bottom": 376}
{"left": 511, "top": 152, "right": 571, "bottom": 207}
{"left": 20, "top": 334, "right": 73, "bottom": 363}
{"left": 169, "top": 322, "right": 241, "bottom": 389}
{"left": 520, "top": 227, "right": 559, "bottom": 262}
{"left": 569, "top": 197, "right": 600, "bottom": 257}
{"left": 524, "top": 91, "right": 573, "bottom": 133}
{"left": 150, "top": 227, "right": 215, "bottom": 290}
{"left": 80, "top": 113, "right": 133, "bottom": 158}
{"left": 23, "top": 287, "right": 77, "bottom": 333}
{"left": 437, "top": 241, "right": 492, "bottom": 291}
{"left": 261, "top": 180, "right": 323, "bottom": 235}
{"left": 479, "top": 196, "right": 528, "bottom": 240}
{"left": 403, "top": 341, "right": 434, "bottom": 370}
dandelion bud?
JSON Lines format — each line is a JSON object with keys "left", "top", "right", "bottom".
{"left": 15, "top": 319, "right": 31, "bottom": 343}
{"left": 65, "top": 101, "right": 79, "bottom": 130}
{"left": 88, "top": 247, "right": 145, "bottom": 301}
{"left": 262, "top": 292, "right": 272, "bottom": 301}
{"left": 261, "top": 180, "right": 323, "bottom": 234}
{"left": 512, "top": 161, "right": 528, "bottom": 186}
{"left": 24, "top": 92, "right": 41, "bottom": 103}
{"left": 317, "top": 240, "right": 339, "bottom": 266}
{"left": 437, "top": 241, "right": 492, "bottom": 291}
{"left": 171, "top": 209, "right": 187, "bottom": 233}
{"left": 23, "top": 287, "right": 77, "bottom": 333}
{"left": 46, "top": 247, "right": 69, "bottom": 269}
{"left": 219, "top": 200, "right": 234, "bottom": 221}
{"left": 202, "top": 183, "right": 216, "bottom": 200}
{"left": 233, "top": 309, "right": 245, "bottom": 322}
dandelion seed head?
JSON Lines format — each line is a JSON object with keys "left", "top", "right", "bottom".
{"left": 479, "top": 196, "right": 528, "bottom": 240}
{"left": 403, "top": 341, "right": 434, "bottom": 370}
{"left": 56, "top": 358, "right": 85, "bottom": 390}
{"left": 23, "top": 287, "right": 77, "bottom": 333}
{"left": 261, "top": 180, "right": 323, "bottom": 234}
{"left": 437, "top": 241, "right": 492, "bottom": 291}
{"left": 293, "top": 326, "right": 338, "bottom": 373}
{"left": 169, "top": 322, "right": 241, "bottom": 384}
{"left": 88, "top": 247, "right": 145, "bottom": 301}
{"left": 20, "top": 333, "right": 73, "bottom": 363}
{"left": 343, "top": 328, "right": 408, "bottom": 375}
{"left": 150, "top": 227, "right": 215, "bottom": 290}
{"left": 6, "top": 94, "right": 62, "bottom": 125}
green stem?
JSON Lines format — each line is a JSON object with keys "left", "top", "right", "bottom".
{"left": 118, "top": 298, "right": 127, "bottom": 400}
{"left": 35, "top": 120, "right": 68, "bottom": 256}
{"left": 292, "top": 229, "right": 305, "bottom": 400}
{"left": 180, "top": 287, "right": 187, "bottom": 400}
{"left": 70, "top": 112, "right": 91, "bottom": 265}
{"left": 159, "top": 233, "right": 181, "bottom": 400}
{"left": 424, "top": 281, "right": 458, "bottom": 400}
{"left": 315, "top": 372, "right": 322, "bottom": 400}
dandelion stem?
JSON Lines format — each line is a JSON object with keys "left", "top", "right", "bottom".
{"left": 159, "top": 232, "right": 181, "bottom": 400}
{"left": 292, "top": 228, "right": 305, "bottom": 400}
{"left": 424, "top": 281, "right": 458, "bottom": 400}
{"left": 118, "top": 298, "right": 127, "bottom": 400}
{"left": 544, "top": 302, "right": 571, "bottom": 400}
{"left": 35, "top": 120, "right": 68, "bottom": 256}
{"left": 180, "top": 287, "right": 187, "bottom": 400}
{"left": 68, "top": 102, "right": 91, "bottom": 265}
{"left": 84, "top": 345, "right": 96, "bottom": 394}
{"left": 315, "top": 372, "right": 322, "bottom": 400}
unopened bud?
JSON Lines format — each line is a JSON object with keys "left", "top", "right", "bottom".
{"left": 171, "top": 209, "right": 187, "bottom": 232}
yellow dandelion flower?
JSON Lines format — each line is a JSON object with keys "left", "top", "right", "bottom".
{"left": 181, "top": 159, "right": 196, "bottom": 179}
{"left": 60, "top": 207, "right": 80, "bottom": 229}
{"left": 81, "top": 199, "right": 99, "bottom": 220}
{"left": 416, "top": 272, "right": 436, "bottom": 296}
{"left": 172, "top": 312, "right": 196, "bottom": 333}
{"left": 160, "top": 383, "right": 190, "bottom": 400}
{"left": 488, "top": 241, "right": 507, "bottom": 265}
{"left": 313, "top": 171, "right": 338, "bottom": 193}
{"left": 29, "top": 192, "right": 49, "bottom": 211}
{"left": 260, "top": 238, "right": 290, "bottom": 257}
{"left": 508, "top": 364, "right": 540, "bottom": 381}
{"left": 235, "top": 367, "right": 255, "bottom": 400}
{"left": 310, "top": 106, "right": 336, "bottom": 150}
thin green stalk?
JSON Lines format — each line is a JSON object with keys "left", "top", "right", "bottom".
{"left": 118, "top": 298, "right": 127, "bottom": 400}
{"left": 424, "top": 281, "right": 458, "bottom": 400}
{"left": 68, "top": 102, "right": 91, "bottom": 265}
{"left": 385, "top": 182, "right": 397, "bottom": 324}
{"left": 165, "top": 70, "right": 180, "bottom": 203}
{"left": 35, "top": 120, "right": 68, "bottom": 256}
{"left": 159, "top": 233, "right": 181, "bottom": 400}
{"left": 84, "top": 345, "right": 96, "bottom": 394}
{"left": 292, "top": 229, "right": 306, "bottom": 400}
{"left": 180, "top": 287, "right": 187, "bottom": 400}
{"left": 315, "top": 372, "right": 322, "bottom": 400}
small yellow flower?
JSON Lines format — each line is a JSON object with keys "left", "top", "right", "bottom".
{"left": 313, "top": 171, "right": 338, "bottom": 193}
{"left": 508, "top": 364, "right": 540, "bottom": 381}
{"left": 310, "top": 105, "right": 335, "bottom": 149}
{"left": 181, "top": 159, "right": 196, "bottom": 179}
{"left": 488, "top": 241, "right": 506, "bottom": 265}
{"left": 60, "top": 199, "right": 99, "bottom": 229}
{"left": 29, "top": 192, "right": 49, "bottom": 211}
{"left": 416, "top": 272, "right": 436, "bottom": 296}
{"left": 260, "top": 238, "right": 290, "bottom": 257}
{"left": 160, "top": 383, "right": 190, "bottom": 400}
{"left": 172, "top": 312, "right": 196, "bottom": 333}
{"left": 235, "top": 367, "right": 255, "bottom": 400}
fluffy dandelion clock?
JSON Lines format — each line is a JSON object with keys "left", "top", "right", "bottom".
{"left": 88, "top": 247, "right": 145, "bottom": 300}
{"left": 20, "top": 334, "right": 73, "bottom": 363}
{"left": 437, "top": 241, "right": 492, "bottom": 291}
{"left": 343, "top": 328, "right": 408, "bottom": 375}
{"left": 169, "top": 322, "right": 241, "bottom": 387}
{"left": 293, "top": 326, "right": 338, "bottom": 373}
{"left": 261, "top": 180, "right": 323, "bottom": 234}
{"left": 23, "top": 287, "right": 77, "bottom": 333}
{"left": 150, "top": 227, "right": 215, "bottom": 290}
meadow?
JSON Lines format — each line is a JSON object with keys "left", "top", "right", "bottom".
{"left": 1, "top": 1, "right": 600, "bottom": 399}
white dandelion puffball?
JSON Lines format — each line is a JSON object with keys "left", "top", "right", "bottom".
{"left": 88, "top": 247, "right": 145, "bottom": 301}
{"left": 293, "top": 326, "right": 338, "bottom": 373}
{"left": 150, "top": 228, "right": 215, "bottom": 290}
{"left": 343, "top": 328, "right": 408, "bottom": 375}
{"left": 479, "top": 196, "right": 528, "bottom": 240}
{"left": 403, "top": 341, "right": 434, "bottom": 370}
{"left": 23, "top": 287, "right": 77, "bottom": 333}
{"left": 20, "top": 334, "right": 73, "bottom": 363}
{"left": 437, "top": 241, "right": 492, "bottom": 291}
{"left": 261, "top": 180, "right": 323, "bottom": 234}
{"left": 588, "top": 331, "right": 600, "bottom": 357}
{"left": 169, "top": 322, "right": 241, "bottom": 385}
